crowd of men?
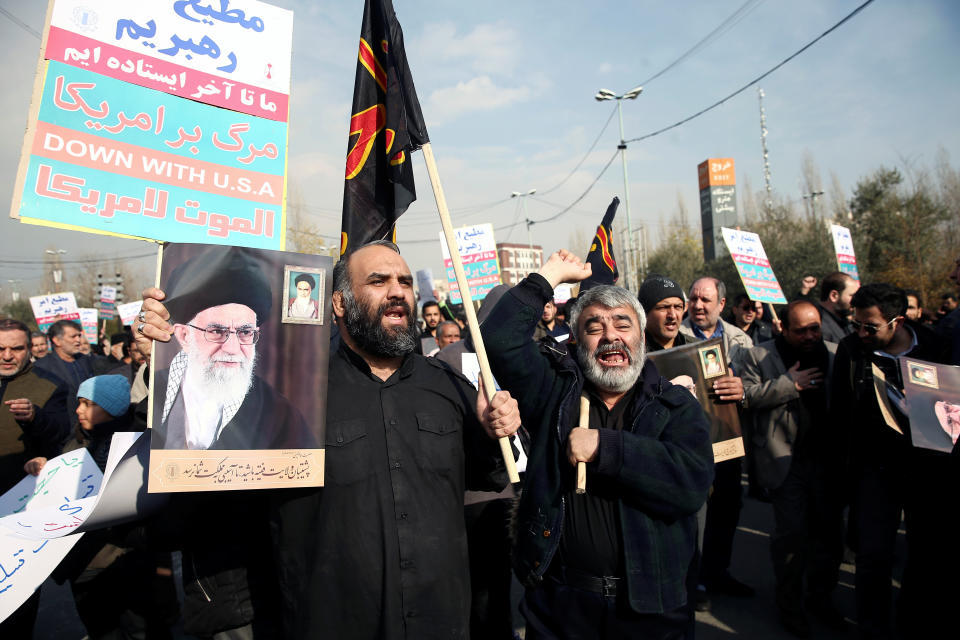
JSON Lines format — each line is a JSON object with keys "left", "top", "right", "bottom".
{"left": 2, "top": 242, "right": 958, "bottom": 639}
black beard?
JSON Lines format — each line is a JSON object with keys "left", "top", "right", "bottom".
{"left": 343, "top": 291, "right": 418, "bottom": 358}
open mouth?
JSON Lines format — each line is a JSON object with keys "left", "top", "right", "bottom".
{"left": 383, "top": 306, "right": 407, "bottom": 323}
{"left": 595, "top": 343, "right": 630, "bottom": 367}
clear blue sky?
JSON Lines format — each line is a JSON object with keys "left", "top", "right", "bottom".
{"left": 2, "top": 0, "right": 958, "bottom": 297}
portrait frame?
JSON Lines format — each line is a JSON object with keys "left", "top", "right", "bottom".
{"left": 647, "top": 338, "right": 743, "bottom": 462}
{"left": 906, "top": 361, "right": 939, "bottom": 389}
{"left": 281, "top": 265, "right": 326, "bottom": 326}
{"left": 899, "top": 358, "right": 960, "bottom": 453}
{"left": 698, "top": 345, "right": 726, "bottom": 379}
{"left": 147, "top": 243, "right": 332, "bottom": 493}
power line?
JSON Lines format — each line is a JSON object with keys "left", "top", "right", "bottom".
{"left": 625, "top": 0, "right": 876, "bottom": 145}
{"left": 536, "top": 105, "right": 618, "bottom": 196}
{"left": 396, "top": 149, "right": 621, "bottom": 245}
{"left": 0, "top": 6, "right": 40, "bottom": 39}
{"left": 0, "top": 252, "right": 157, "bottom": 266}
{"left": 638, "top": 0, "right": 766, "bottom": 86}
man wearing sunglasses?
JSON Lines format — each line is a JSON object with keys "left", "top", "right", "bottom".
{"left": 832, "top": 283, "right": 951, "bottom": 638}
{"left": 151, "top": 249, "right": 312, "bottom": 451}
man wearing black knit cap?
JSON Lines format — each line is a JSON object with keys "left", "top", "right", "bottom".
{"left": 151, "top": 246, "right": 311, "bottom": 451}
{"left": 638, "top": 275, "right": 688, "bottom": 352}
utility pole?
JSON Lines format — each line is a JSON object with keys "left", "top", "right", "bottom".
{"left": 595, "top": 86, "right": 644, "bottom": 291}
{"left": 511, "top": 189, "right": 537, "bottom": 249}
{"left": 757, "top": 88, "right": 773, "bottom": 212}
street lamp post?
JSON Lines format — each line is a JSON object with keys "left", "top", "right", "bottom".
{"left": 511, "top": 189, "right": 537, "bottom": 249}
{"left": 802, "top": 190, "right": 825, "bottom": 218}
{"left": 45, "top": 248, "right": 67, "bottom": 291}
{"left": 595, "top": 86, "right": 643, "bottom": 291}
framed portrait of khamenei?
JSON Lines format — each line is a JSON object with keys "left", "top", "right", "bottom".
{"left": 899, "top": 358, "right": 960, "bottom": 454}
{"left": 147, "top": 243, "right": 332, "bottom": 492}
{"left": 647, "top": 337, "right": 744, "bottom": 462}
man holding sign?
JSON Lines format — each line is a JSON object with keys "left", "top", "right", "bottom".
{"left": 480, "top": 250, "right": 713, "bottom": 638}
{"left": 136, "top": 240, "right": 521, "bottom": 638}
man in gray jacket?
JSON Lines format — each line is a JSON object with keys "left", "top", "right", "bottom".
{"left": 741, "top": 300, "right": 845, "bottom": 636}
{"left": 679, "top": 277, "right": 754, "bottom": 600}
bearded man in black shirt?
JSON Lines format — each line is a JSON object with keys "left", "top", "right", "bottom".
{"left": 137, "top": 239, "right": 521, "bottom": 639}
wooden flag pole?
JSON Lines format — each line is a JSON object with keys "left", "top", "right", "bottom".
{"left": 766, "top": 303, "right": 780, "bottom": 325}
{"left": 575, "top": 394, "right": 590, "bottom": 494}
{"left": 420, "top": 142, "right": 520, "bottom": 484}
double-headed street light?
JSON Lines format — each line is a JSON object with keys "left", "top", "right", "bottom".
{"left": 45, "top": 248, "right": 67, "bottom": 287}
{"left": 595, "top": 85, "right": 643, "bottom": 291}
{"left": 511, "top": 189, "right": 537, "bottom": 249}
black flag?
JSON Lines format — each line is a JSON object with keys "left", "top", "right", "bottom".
{"left": 340, "top": 0, "right": 429, "bottom": 255}
{"left": 579, "top": 197, "right": 620, "bottom": 292}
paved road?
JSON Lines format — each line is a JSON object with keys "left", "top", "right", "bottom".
{"left": 34, "top": 483, "right": 907, "bottom": 639}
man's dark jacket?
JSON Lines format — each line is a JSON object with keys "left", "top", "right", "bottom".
{"left": 270, "top": 343, "right": 508, "bottom": 639}
{"left": 816, "top": 303, "right": 851, "bottom": 345}
{"left": 481, "top": 274, "right": 714, "bottom": 613}
{"left": 831, "top": 320, "right": 950, "bottom": 466}
{"left": 0, "top": 362, "right": 71, "bottom": 489}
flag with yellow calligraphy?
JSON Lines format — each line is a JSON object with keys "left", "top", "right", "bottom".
{"left": 579, "top": 197, "right": 620, "bottom": 291}
{"left": 340, "top": 0, "right": 429, "bottom": 255}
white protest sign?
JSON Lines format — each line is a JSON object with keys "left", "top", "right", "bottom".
{"left": 0, "top": 533, "right": 82, "bottom": 622}
{"left": 439, "top": 224, "right": 501, "bottom": 304}
{"left": 29, "top": 292, "right": 80, "bottom": 332}
{"left": 720, "top": 227, "right": 787, "bottom": 304}
{"left": 0, "top": 433, "right": 155, "bottom": 540}
{"left": 117, "top": 300, "right": 143, "bottom": 326}
{"left": 830, "top": 224, "right": 860, "bottom": 282}
{"left": 99, "top": 285, "right": 117, "bottom": 319}
{"left": 0, "top": 449, "right": 101, "bottom": 622}
{"left": 47, "top": 0, "right": 294, "bottom": 120}
{"left": 79, "top": 307, "right": 99, "bottom": 343}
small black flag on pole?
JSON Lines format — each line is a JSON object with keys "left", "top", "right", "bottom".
{"left": 579, "top": 197, "right": 620, "bottom": 291}
{"left": 340, "top": 0, "right": 429, "bottom": 255}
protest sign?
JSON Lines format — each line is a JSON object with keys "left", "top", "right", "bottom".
{"left": 14, "top": 61, "right": 286, "bottom": 247}
{"left": 10, "top": 1, "right": 293, "bottom": 250}
{"left": 900, "top": 359, "right": 960, "bottom": 453}
{"left": 78, "top": 307, "right": 98, "bottom": 343}
{"left": 148, "top": 243, "right": 331, "bottom": 492}
{"left": 0, "top": 448, "right": 102, "bottom": 518}
{"left": 29, "top": 291, "right": 80, "bottom": 332}
{"left": 647, "top": 338, "right": 744, "bottom": 462}
{"left": 830, "top": 224, "right": 860, "bottom": 282}
{"left": 554, "top": 283, "right": 573, "bottom": 304}
{"left": 0, "top": 433, "right": 162, "bottom": 541}
{"left": 46, "top": 0, "right": 293, "bottom": 121}
{"left": 439, "top": 223, "right": 501, "bottom": 304}
{"left": 99, "top": 284, "right": 117, "bottom": 319}
{"left": 0, "top": 433, "right": 167, "bottom": 621}
{"left": 0, "top": 448, "right": 99, "bottom": 620}
{"left": 721, "top": 227, "right": 787, "bottom": 304}
{"left": 0, "top": 533, "right": 81, "bottom": 622}
{"left": 116, "top": 300, "right": 142, "bottom": 326}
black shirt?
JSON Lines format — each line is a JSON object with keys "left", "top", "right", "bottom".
{"left": 558, "top": 385, "right": 637, "bottom": 577}
{"left": 272, "top": 343, "right": 505, "bottom": 640}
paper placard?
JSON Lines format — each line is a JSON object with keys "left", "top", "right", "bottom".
{"left": 47, "top": 0, "right": 293, "bottom": 121}
{"left": 99, "top": 284, "right": 117, "bottom": 319}
{"left": 439, "top": 224, "right": 502, "bottom": 304}
{"left": 830, "top": 224, "right": 860, "bottom": 282}
{"left": 720, "top": 227, "right": 787, "bottom": 304}
{"left": 29, "top": 291, "right": 80, "bottom": 332}
{"left": 116, "top": 300, "right": 142, "bottom": 326}
{"left": 78, "top": 307, "right": 98, "bottom": 343}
